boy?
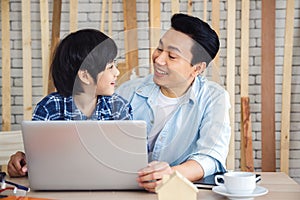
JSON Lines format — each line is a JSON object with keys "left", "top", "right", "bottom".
{"left": 8, "top": 29, "right": 132, "bottom": 177}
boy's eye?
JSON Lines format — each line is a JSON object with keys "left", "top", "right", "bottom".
{"left": 107, "top": 60, "right": 118, "bottom": 70}
{"left": 106, "top": 64, "right": 114, "bottom": 70}
{"left": 113, "top": 59, "right": 118, "bottom": 68}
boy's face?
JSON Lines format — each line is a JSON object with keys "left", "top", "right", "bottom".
{"left": 95, "top": 61, "right": 119, "bottom": 96}
{"left": 152, "top": 28, "right": 202, "bottom": 97}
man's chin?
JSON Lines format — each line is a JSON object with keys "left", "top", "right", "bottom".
{"left": 154, "top": 79, "right": 172, "bottom": 91}
{"left": 153, "top": 76, "right": 165, "bottom": 86}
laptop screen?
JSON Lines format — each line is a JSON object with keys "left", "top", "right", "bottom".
{"left": 21, "top": 120, "right": 148, "bottom": 190}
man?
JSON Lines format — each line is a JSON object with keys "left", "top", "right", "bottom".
{"left": 117, "top": 13, "right": 231, "bottom": 192}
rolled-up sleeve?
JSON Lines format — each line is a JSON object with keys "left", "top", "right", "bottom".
{"left": 191, "top": 88, "right": 231, "bottom": 177}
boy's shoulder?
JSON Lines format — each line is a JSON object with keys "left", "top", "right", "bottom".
{"left": 37, "top": 92, "right": 70, "bottom": 106}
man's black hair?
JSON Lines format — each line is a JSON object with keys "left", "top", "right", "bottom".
{"left": 171, "top": 13, "right": 220, "bottom": 65}
{"left": 51, "top": 29, "right": 117, "bottom": 97}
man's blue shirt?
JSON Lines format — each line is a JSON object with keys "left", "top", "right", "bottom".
{"left": 117, "top": 75, "right": 231, "bottom": 177}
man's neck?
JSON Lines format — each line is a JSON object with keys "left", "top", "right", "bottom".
{"left": 160, "top": 84, "right": 192, "bottom": 98}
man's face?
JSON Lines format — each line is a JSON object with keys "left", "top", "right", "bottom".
{"left": 152, "top": 28, "right": 199, "bottom": 97}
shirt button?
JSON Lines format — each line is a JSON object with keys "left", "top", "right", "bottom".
{"left": 150, "top": 120, "right": 154, "bottom": 124}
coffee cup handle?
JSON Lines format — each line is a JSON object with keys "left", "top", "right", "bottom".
{"left": 214, "top": 175, "right": 224, "bottom": 186}
{"left": 256, "top": 175, "right": 261, "bottom": 183}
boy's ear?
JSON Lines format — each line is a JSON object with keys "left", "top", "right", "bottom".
{"left": 77, "top": 69, "right": 90, "bottom": 85}
{"left": 192, "top": 62, "right": 206, "bottom": 77}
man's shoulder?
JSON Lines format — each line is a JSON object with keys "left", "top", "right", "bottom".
{"left": 118, "top": 75, "right": 153, "bottom": 88}
{"left": 192, "top": 77, "right": 229, "bottom": 102}
{"left": 116, "top": 75, "right": 154, "bottom": 98}
{"left": 107, "top": 93, "right": 129, "bottom": 104}
{"left": 196, "top": 76, "right": 227, "bottom": 93}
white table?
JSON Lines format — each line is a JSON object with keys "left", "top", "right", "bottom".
{"left": 6, "top": 172, "right": 300, "bottom": 200}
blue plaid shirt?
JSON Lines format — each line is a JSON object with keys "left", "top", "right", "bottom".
{"left": 32, "top": 92, "right": 132, "bottom": 120}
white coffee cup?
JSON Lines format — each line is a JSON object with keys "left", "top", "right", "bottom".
{"left": 215, "top": 172, "right": 258, "bottom": 195}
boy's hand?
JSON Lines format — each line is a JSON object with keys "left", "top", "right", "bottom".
{"left": 7, "top": 151, "right": 28, "bottom": 177}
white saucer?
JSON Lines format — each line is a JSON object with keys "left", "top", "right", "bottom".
{"left": 212, "top": 185, "right": 268, "bottom": 200}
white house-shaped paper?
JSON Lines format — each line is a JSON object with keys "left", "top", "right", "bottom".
{"left": 156, "top": 171, "right": 198, "bottom": 200}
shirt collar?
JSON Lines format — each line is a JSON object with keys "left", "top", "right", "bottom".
{"left": 135, "top": 75, "right": 206, "bottom": 104}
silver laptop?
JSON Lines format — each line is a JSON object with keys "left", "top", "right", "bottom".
{"left": 21, "top": 120, "right": 148, "bottom": 190}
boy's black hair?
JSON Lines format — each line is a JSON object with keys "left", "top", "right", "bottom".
{"left": 51, "top": 29, "right": 117, "bottom": 97}
{"left": 171, "top": 13, "right": 220, "bottom": 65}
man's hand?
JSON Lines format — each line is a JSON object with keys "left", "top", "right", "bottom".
{"left": 137, "top": 161, "right": 174, "bottom": 192}
{"left": 7, "top": 151, "right": 28, "bottom": 177}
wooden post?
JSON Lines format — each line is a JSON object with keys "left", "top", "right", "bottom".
{"left": 226, "top": 0, "right": 236, "bottom": 171}
{"left": 171, "top": 0, "right": 179, "bottom": 15}
{"left": 261, "top": 0, "right": 276, "bottom": 172}
{"left": 1, "top": 0, "right": 11, "bottom": 130}
{"left": 116, "top": 62, "right": 131, "bottom": 86}
{"left": 241, "top": 97, "right": 254, "bottom": 171}
{"left": 100, "top": 0, "right": 107, "bottom": 32}
{"left": 211, "top": 0, "right": 220, "bottom": 83}
{"left": 22, "top": 0, "right": 33, "bottom": 120}
{"left": 70, "top": 0, "right": 78, "bottom": 32}
{"left": 48, "top": 1, "right": 62, "bottom": 94}
{"left": 108, "top": 0, "right": 112, "bottom": 36}
{"left": 280, "top": 0, "right": 295, "bottom": 175}
{"left": 187, "top": 0, "right": 193, "bottom": 15}
{"left": 240, "top": 0, "right": 254, "bottom": 172}
{"left": 203, "top": 0, "right": 207, "bottom": 22}
{"left": 149, "top": 0, "right": 160, "bottom": 73}
{"left": 241, "top": 0, "right": 249, "bottom": 98}
{"left": 123, "top": 0, "right": 139, "bottom": 76}
{"left": 40, "top": 0, "right": 50, "bottom": 97}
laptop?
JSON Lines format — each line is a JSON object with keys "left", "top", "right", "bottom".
{"left": 21, "top": 120, "right": 148, "bottom": 191}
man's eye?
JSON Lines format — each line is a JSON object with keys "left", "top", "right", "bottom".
{"left": 169, "top": 54, "right": 176, "bottom": 59}
{"left": 156, "top": 48, "right": 163, "bottom": 52}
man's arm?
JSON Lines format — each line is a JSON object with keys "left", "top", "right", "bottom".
{"left": 172, "top": 160, "right": 204, "bottom": 181}
{"left": 137, "top": 160, "right": 204, "bottom": 192}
